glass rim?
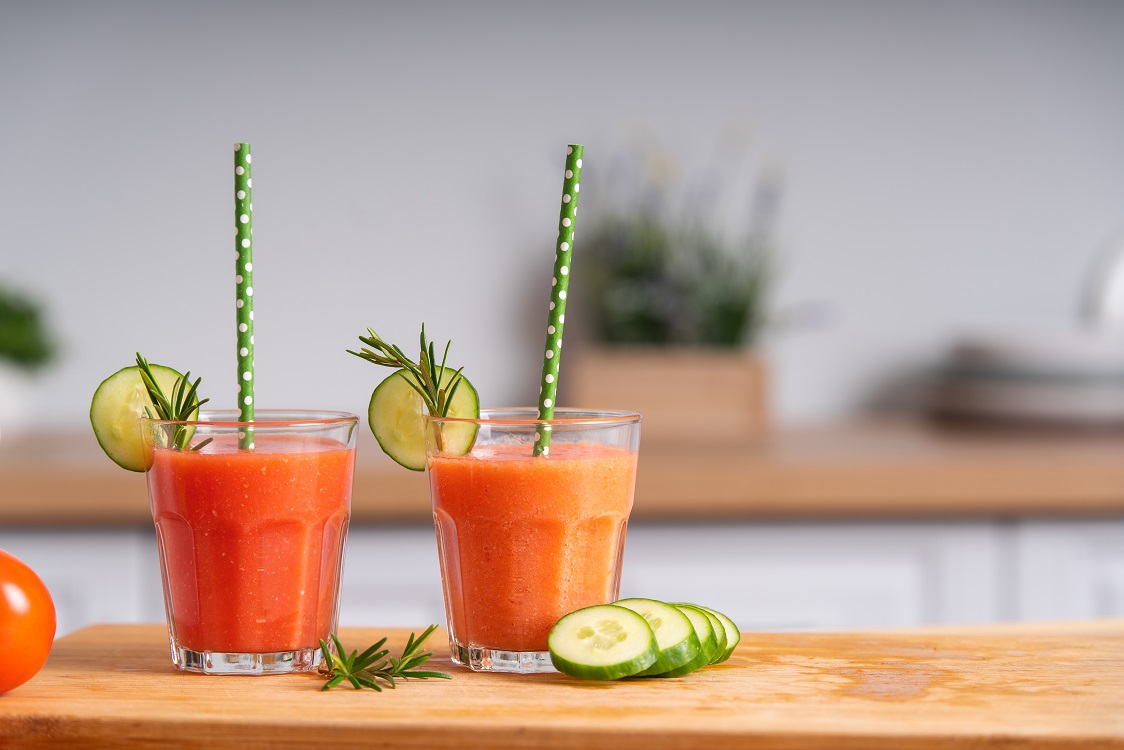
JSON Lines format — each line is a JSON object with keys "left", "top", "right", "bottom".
{"left": 140, "top": 409, "right": 359, "bottom": 428}
{"left": 426, "top": 407, "right": 642, "bottom": 427}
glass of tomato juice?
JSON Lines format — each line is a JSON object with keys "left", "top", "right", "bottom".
{"left": 424, "top": 408, "right": 641, "bottom": 673}
{"left": 141, "top": 410, "right": 358, "bottom": 675}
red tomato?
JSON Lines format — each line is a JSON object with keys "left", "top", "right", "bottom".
{"left": 0, "top": 549, "right": 56, "bottom": 694}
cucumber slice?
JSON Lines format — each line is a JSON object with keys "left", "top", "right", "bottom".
{"left": 646, "top": 603, "right": 718, "bottom": 678}
{"left": 367, "top": 367, "right": 479, "bottom": 471}
{"left": 698, "top": 605, "right": 741, "bottom": 663}
{"left": 615, "top": 598, "right": 701, "bottom": 677}
{"left": 677, "top": 604, "right": 727, "bottom": 665}
{"left": 90, "top": 364, "right": 187, "bottom": 472}
{"left": 548, "top": 604, "right": 658, "bottom": 680}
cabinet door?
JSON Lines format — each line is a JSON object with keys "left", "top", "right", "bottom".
{"left": 620, "top": 522, "right": 1003, "bottom": 631}
{"left": 337, "top": 526, "right": 446, "bottom": 628}
{"left": 0, "top": 529, "right": 158, "bottom": 636}
{"left": 1016, "top": 520, "right": 1124, "bottom": 620}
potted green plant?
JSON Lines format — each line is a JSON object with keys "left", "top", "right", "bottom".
{"left": 578, "top": 214, "right": 771, "bottom": 348}
{"left": 0, "top": 284, "right": 56, "bottom": 434}
{"left": 566, "top": 147, "right": 780, "bottom": 445}
{"left": 0, "top": 285, "right": 55, "bottom": 371}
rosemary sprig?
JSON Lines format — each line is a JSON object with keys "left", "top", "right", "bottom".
{"left": 347, "top": 325, "right": 468, "bottom": 453}
{"left": 347, "top": 325, "right": 467, "bottom": 419}
{"left": 318, "top": 625, "right": 451, "bottom": 692}
{"left": 135, "top": 353, "right": 211, "bottom": 451}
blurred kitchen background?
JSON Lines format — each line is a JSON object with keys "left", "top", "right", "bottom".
{"left": 2, "top": 1, "right": 1123, "bottom": 636}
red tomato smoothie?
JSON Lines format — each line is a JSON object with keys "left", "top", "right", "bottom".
{"left": 146, "top": 434, "right": 354, "bottom": 654}
{"left": 428, "top": 442, "right": 637, "bottom": 653}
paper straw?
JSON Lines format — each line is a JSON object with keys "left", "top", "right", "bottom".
{"left": 234, "top": 142, "right": 255, "bottom": 449}
{"left": 533, "top": 144, "right": 583, "bottom": 457}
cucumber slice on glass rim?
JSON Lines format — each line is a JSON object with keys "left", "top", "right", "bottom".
{"left": 90, "top": 364, "right": 190, "bottom": 472}
{"left": 548, "top": 604, "right": 658, "bottom": 680}
{"left": 367, "top": 367, "right": 479, "bottom": 471}
{"left": 614, "top": 598, "right": 702, "bottom": 677}
{"left": 646, "top": 603, "right": 718, "bottom": 678}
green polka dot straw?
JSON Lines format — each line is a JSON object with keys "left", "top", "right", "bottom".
{"left": 533, "top": 144, "right": 583, "bottom": 457}
{"left": 234, "top": 142, "right": 254, "bottom": 449}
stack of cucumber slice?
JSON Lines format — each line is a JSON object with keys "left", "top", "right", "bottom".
{"left": 547, "top": 598, "right": 740, "bottom": 681}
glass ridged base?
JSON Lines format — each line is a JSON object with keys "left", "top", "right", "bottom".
{"left": 171, "top": 642, "right": 324, "bottom": 675}
{"left": 451, "top": 638, "right": 557, "bottom": 673}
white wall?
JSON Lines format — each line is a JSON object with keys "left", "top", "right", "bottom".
{"left": 2, "top": 0, "right": 1122, "bottom": 428}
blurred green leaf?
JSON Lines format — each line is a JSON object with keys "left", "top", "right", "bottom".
{"left": 579, "top": 215, "right": 771, "bottom": 348}
{"left": 0, "top": 284, "right": 55, "bottom": 370}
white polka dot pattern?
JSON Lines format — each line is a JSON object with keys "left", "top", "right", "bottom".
{"left": 234, "top": 142, "right": 255, "bottom": 445}
{"left": 534, "top": 144, "right": 583, "bottom": 456}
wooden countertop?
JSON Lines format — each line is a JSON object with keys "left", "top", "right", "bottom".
{"left": 1, "top": 621, "right": 1121, "bottom": 748}
{"left": 2, "top": 420, "right": 1124, "bottom": 525}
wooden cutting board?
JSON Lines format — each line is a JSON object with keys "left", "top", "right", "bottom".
{"left": 1, "top": 621, "right": 1122, "bottom": 748}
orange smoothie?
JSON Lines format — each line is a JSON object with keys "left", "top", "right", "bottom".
{"left": 428, "top": 442, "right": 637, "bottom": 653}
{"left": 146, "top": 434, "right": 354, "bottom": 654}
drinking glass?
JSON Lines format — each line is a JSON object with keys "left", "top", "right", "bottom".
{"left": 141, "top": 410, "right": 358, "bottom": 675}
{"left": 425, "top": 408, "right": 641, "bottom": 673}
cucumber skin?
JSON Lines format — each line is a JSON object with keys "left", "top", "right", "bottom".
{"left": 548, "top": 605, "right": 659, "bottom": 681}
{"left": 644, "top": 645, "right": 713, "bottom": 679}
{"left": 716, "top": 644, "right": 739, "bottom": 663}
{"left": 550, "top": 647, "right": 657, "bottom": 681}
{"left": 642, "top": 604, "right": 718, "bottom": 678}
{"left": 548, "top": 599, "right": 740, "bottom": 680}
{"left": 614, "top": 599, "right": 702, "bottom": 677}
{"left": 699, "top": 606, "right": 741, "bottom": 663}
{"left": 680, "top": 606, "right": 719, "bottom": 663}
{"left": 634, "top": 634, "right": 702, "bottom": 677}
{"left": 675, "top": 603, "right": 728, "bottom": 665}
{"left": 701, "top": 610, "right": 728, "bottom": 663}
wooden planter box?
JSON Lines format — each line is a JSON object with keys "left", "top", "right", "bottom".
{"left": 564, "top": 346, "right": 769, "bottom": 446}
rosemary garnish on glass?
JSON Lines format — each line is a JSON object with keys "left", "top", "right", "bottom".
{"left": 347, "top": 325, "right": 469, "bottom": 452}
{"left": 318, "top": 625, "right": 451, "bottom": 692}
{"left": 347, "top": 325, "right": 468, "bottom": 419}
{"left": 136, "top": 353, "right": 211, "bottom": 451}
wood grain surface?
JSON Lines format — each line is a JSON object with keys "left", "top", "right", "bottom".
{"left": 3, "top": 420, "right": 1124, "bottom": 525}
{"left": 0, "top": 622, "right": 1121, "bottom": 749}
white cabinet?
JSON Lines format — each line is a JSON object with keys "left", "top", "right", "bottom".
{"left": 339, "top": 523, "right": 1004, "bottom": 632}
{"left": 337, "top": 526, "right": 446, "bottom": 628}
{"left": 0, "top": 526, "right": 452, "bottom": 635}
{"left": 620, "top": 522, "right": 1003, "bottom": 631}
{"left": 1015, "top": 520, "right": 1124, "bottom": 621}
{"left": 2, "top": 519, "right": 1122, "bottom": 637}
{"left": 0, "top": 529, "right": 163, "bottom": 636}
